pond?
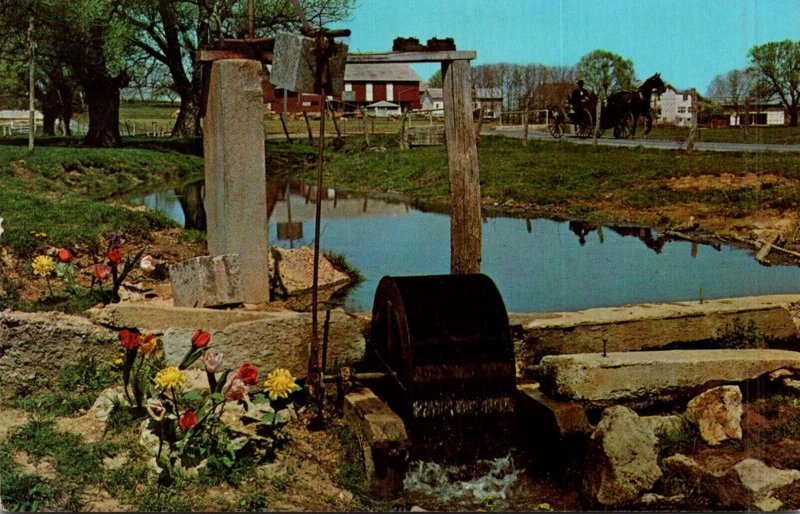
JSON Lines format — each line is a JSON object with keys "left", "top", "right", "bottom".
{"left": 130, "top": 181, "right": 800, "bottom": 313}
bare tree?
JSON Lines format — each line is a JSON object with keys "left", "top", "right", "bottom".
{"left": 706, "top": 68, "right": 759, "bottom": 126}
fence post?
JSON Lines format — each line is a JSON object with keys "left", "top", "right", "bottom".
{"left": 303, "top": 110, "right": 314, "bottom": 145}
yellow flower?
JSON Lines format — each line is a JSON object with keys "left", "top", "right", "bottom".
{"left": 113, "top": 357, "right": 124, "bottom": 366}
{"left": 32, "top": 255, "right": 56, "bottom": 277}
{"left": 154, "top": 366, "right": 187, "bottom": 391}
{"left": 264, "top": 368, "right": 297, "bottom": 400}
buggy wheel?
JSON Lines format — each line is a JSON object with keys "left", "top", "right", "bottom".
{"left": 576, "top": 108, "right": 594, "bottom": 139}
{"left": 547, "top": 105, "right": 566, "bottom": 138}
{"left": 614, "top": 111, "right": 635, "bottom": 139}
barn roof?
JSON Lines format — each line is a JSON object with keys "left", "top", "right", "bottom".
{"left": 344, "top": 62, "right": 420, "bottom": 82}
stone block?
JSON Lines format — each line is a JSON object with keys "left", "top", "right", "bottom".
{"left": 160, "top": 308, "right": 365, "bottom": 378}
{"left": 538, "top": 349, "right": 800, "bottom": 407}
{"left": 169, "top": 254, "right": 243, "bottom": 308}
{"left": 270, "top": 32, "right": 347, "bottom": 95}
{"left": 203, "top": 59, "right": 269, "bottom": 304}
{"left": 686, "top": 385, "right": 743, "bottom": 445}
{"left": 343, "top": 387, "right": 409, "bottom": 501}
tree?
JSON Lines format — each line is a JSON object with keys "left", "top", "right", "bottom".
{"left": 120, "top": 0, "right": 356, "bottom": 137}
{"left": 706, "top": 68, "right": 760, "bottom": 126}
{"left": 748, "top": 40, "right": 800, "bottom": 126}
{"left": 576, "top": 49, "right": 635, "bottom": 100}
{"left": 427, "top": 69, "right": 443, "bottom": 88}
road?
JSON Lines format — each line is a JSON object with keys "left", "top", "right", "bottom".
{"left": 485, "top": 126, "right": 800, "bottom": 153}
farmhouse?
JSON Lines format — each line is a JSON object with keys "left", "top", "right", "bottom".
{"left": 651, "top": 85, "right": 694, "bottom": 127}
{"left": 723, "top": 103, "right": 787, "bottom": 126}
{"left": 421, "top": 87, "right": 444, "bottom": 115}
{"left": 473, "top": 88, "right": 503, "bottom": 119}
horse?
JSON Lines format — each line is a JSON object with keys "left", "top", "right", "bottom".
{"left": 604, "top": 73, "right": 667, "bottom": 136}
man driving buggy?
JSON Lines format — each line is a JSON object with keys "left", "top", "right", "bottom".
{"left": 570, "top": 80, "right": 590, "bottom": 114}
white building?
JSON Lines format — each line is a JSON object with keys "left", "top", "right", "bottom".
{"left": 421, "top": 87, "right": 444, "bottom": 115}
{"left": 651, "top": 86, "right": 694, "bottom": 126}
{"left": 726, "top": 104, "right": 786, "bottom": 126}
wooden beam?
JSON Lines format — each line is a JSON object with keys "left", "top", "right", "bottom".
{"left": 347, "top": 50, "right": 476, "bottom": 63}
{"left": 443, "top": 59, "right": 481, "bottom": 274}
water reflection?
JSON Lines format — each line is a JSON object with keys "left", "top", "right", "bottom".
{"left": 129, "top": 180, "right": 800, "bottom": 313}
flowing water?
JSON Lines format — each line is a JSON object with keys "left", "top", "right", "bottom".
{"left": 131, "top": 181, "right": 800, "bottom": 313}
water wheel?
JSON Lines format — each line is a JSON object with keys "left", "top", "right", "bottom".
{"left": 366, "top": 274, "right": 517, "bottom": 462}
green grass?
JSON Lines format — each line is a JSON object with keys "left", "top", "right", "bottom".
{"left": 308, "top": 134, "right": 800, "bottom": 227}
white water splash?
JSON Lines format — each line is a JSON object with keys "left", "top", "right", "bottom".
{"left": 403, "top": 455, "right": 521, "bottom": 510}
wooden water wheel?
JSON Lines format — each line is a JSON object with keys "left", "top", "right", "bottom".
{"left": 366, "top": 274, "right": 517, "bottom": 462}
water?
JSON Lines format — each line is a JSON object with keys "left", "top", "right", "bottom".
{"left": 130, "top": 183, "right": 800, "bottom": 313}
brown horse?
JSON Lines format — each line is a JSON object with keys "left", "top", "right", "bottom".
{"left": 604, "top": 73, "right": 667, "bottom": 136}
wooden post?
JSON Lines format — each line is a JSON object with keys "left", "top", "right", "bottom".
{"left": 523, "top": 107, "right": 529, "bottom": 143}
{"left": 362, "top": 108, "right": 369, "bottom": 146}
{"left": 28, "top": 18, "right": 35, "bottom": 153}
{"left": 279, "top": 112, "right": 293, "bottom": 142}
{"left": 330, "top": 101, "right": 341, "bottom": 137}
{"left": 303, "top": 110, "right": 314, "bottom": 144}
{"left": 442, "top": 59, "right": 481, "bottom": 274}
{"left": 686, "top": 88, "right": 697, "bottom": 153}
{"left": 398, "top": 110, "right": 409, "bottom": 150}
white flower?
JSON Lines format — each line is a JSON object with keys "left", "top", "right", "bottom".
{"left": 0, "top": 217, "right": 4, "bottom": 239}
{"left": 140, "top": 254, "right": 155, "bottom": 271}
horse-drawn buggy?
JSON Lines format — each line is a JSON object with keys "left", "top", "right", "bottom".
{"left": 547, "top": 73, "right": 666, "bottom": 139}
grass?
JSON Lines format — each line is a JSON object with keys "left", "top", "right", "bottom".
{"left": 305, "top": 133, "right": 800, "bottom": 228}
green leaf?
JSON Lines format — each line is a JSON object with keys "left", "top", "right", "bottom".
{"left": 178, "top": 348, "right": 203, "bottom": 370}
{"left": 214, "top": 369, "right": 231, "bottom": 394}
{"left": 182, "top": 390, "right": 202, "bottom": 403}
{"left": 261, "top": 412, "right": 276, "bottom": 424}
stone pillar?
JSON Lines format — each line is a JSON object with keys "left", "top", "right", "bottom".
{"left": 203, "top": 59, "right": 269, "bottom": 303}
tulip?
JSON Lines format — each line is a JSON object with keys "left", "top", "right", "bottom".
{"left": 236, "top": 362, "right": 259, "bottom": 386}
{"left": 0, "top": 217, "right": 4, "bottom": 239}
{"left": 140, "top": 254, "right": 155, "bottom": 271}
{"left": 139, "top": 333, "right": 157, "bottom": 355}
{"left": 56, "top": 248, "right": 72, "bottom": 263}
{"left": 191, "top": 329, "right": 211, "bottom": 348}
{"left": 93, "top": 263, "right": 111, "bottom": 281}
{"left": 203, "top": 351, "right": 224, "bottom": 374}
{"left": 179, "top": 411, "right": 198, "bottom": 430}
{"left": 107, "top": 248, "right": 123, "bottom": 264}
{"left": 107, "top": 232, "right": 126, "bottom": 249}
{"left": 118, "top": 328, "right": 141, "bottom": 350}
{"left": 225, "top": 377, "right": 248, "bottom": 401}
{"left": 146, "top": 399, "right": 166, "bottom": 421}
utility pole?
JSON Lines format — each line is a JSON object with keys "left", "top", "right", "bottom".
{"left": 28, "top": 18, "right": 35, "bottom": 153}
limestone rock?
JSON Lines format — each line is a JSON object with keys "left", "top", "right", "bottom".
{"left": 0, "top": 310, "right": 117, "bottom": 396}
{"left": 664, "top": 454, "right": 800, "bottom": 511}
{"left": 582, "top": 405, "right": 662, "bottom": 506}
{"left": 538, "top": 349, "right": 800, "bottom": 407}
{"left": 90, "top": 387, "right": 129, "bottom": 421}
{"left": 161, "top": 308, "right": 364, "bottom": 378}
{"left": 686, "top": 385, "right": 743, "bottom": 445}
{"left": 169, "top": 254, "right": 243, "bottom": 308}
{"left": 642, "top": 414, "right": 690, "bottom": 443}
{"left": 270, "top": 246, "right": 350, "bottom": 310}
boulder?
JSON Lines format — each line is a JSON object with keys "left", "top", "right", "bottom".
{"left": 664, "top": 454, "right": 800, "bottom": 511}
{"left": 169, "top": 254, "right": 243, "bottom": 308}
{"left": 582, "top": 406, "right": 662, "bottom": 506}
{"left": 642, "top": 414, "right": 690, "bottom": 444}
{"left": 270, "top": 246, "right": 350, "bottom": 310}
{"left": 0, "top": 310, "right": 117, "bottom": 396}
{"left": 538, "top": 349, "right": 800, "bottom": 407}
{"left": 686, "top": 385, "right": 743, "bottom": 445}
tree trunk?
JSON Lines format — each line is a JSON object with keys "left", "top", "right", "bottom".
{"left": 83, "top": 75, "right": 123, "bottom": 147}
{"left": 791, "top": 107, "right": 798, "bottom": 127}
{"left": 175, "top": 181, "right": 206, "bottom": 231}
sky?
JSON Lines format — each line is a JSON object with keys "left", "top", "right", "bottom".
{"left": 330, "top": 0, "right": 800, "bottom": 93}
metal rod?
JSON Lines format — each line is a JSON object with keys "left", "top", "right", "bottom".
{"left": 28, "top": 18, "right": 35, "bottom": 153}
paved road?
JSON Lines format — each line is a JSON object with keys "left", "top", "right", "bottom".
{"left": 485, "top": 127, "right": 800, "bottom": 153}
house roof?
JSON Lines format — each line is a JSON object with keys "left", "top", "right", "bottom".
{"left": 366, "top": 100, "right": 400, "bottom": 108}
{"left": 475, "top": 88, "right": 502, "bottom": 99}
{"left": 344, "top": 62, "right": 420, "bottom": 82}
{"left": 425, "top": 88, "right": 444, "bottom": 100}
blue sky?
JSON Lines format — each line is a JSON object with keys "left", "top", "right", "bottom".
{"left": 331, "top": 0, "right": 800, "bottom": 93}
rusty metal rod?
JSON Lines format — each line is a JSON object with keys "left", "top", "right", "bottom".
{"left": 323, "top": 371, "right": 392, "bottom": 383}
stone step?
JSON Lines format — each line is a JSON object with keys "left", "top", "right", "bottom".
{"left": 538, "top": 349, "right": 800, "bottom": 407}
{"left": 511, "top": 294, "right": 800, "bottom": 363}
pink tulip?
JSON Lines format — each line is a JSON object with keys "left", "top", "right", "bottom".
{"left": 146, "top": 399, "right": 166, "bottom": 421}
{"left": 203, "top": 351, "right": 224, "bottom": 374}
{"left": 140, "top": 254, "right": 155, "bottom": 271}
{"left": 225, "top": 377, "right": 248, "bottom": 401}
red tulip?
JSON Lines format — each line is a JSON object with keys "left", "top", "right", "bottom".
{"left": 93, "top": 263, "right": 110, "bottom": 281}
{"left": 191, "top": 329, "right": 211, "bottom": 348}
{"left": 107, "top": 248, "right": 123, "bottom": 264}
{"left": 57, "top": 248, "right": 72, "bottom": 263}
{"left": 139, "top": 333, "right": 157, "bottom": 355}
{"left": 119, "top": 328, "right": 141, "bottom": 350}
{"left": 236, "top": 362, "right": 259, "bottom": 386}
{"left": 179, "top": 411, "right": 198, "bottom": 430}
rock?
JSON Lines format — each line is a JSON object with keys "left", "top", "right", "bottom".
{"left": 664, "top": 454, "right": 800, "bottom": 511}
{"left": 0, "top": 310, "right": 117, "bottom": 396}
{"left": 90, "top": 386, "right": 129, "bottom": 421}
{"left": 686, "top": 385, "right": 743, "bottom": 445}
{"left": 642, "top": 414, "right": 690, "bottom": 443}
{"left": 161, "top": 308, "right": 364, "bottom": 378}
{"left": 538, "top": 349, "right": 800, "bottom": 407}
{"left": 169, "top": 254, "right": 244, "bottom": 308}
{"left": 582, "top": 406, "right": 662, "bottom": 506}
{"left": 270, "top": 246, "right": 350, "bottom": 310}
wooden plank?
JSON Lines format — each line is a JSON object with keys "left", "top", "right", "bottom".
{"left": 347, "top": 50, "right": 476, "bottom": 63}
{"left": 443, "top": 59, "right": 481, "bottom": 274}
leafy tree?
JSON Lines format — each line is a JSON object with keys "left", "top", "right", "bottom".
{"left": 576, "top": 49, "right": 635, "bottom": 100}
{"left": 427, "top": 69, "right": 443, "bottom": 88}
{"left": 119, "top": 0, "right": 356, "bottom": 137}
{"left": 748, "top": 40, "right": 800, "bottom": 126}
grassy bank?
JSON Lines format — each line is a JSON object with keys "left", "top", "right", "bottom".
{"left": 0, "top": 142, "right": 203, "bottom": 257}
{"left": 310, "top": 134, "right": 800, "bottom": 227}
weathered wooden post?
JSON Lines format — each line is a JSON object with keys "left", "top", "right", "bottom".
{"left": 442, "top": 58, "right": 481, "bottom": 274}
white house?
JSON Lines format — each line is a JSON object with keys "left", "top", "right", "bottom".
{"left": 366, "top": 100, "right": 402, "bottom": 117}
{"left": 473, "top": 88, "right": 503, "bottom": 119}
{"left": 726, "top": 104, "right": 786, "bottom": 126}
{"left": 421, "top": 87, "right": 444, "bottom": 115}
{"left": 651, "top": 86, "right": 694, "bottom": 126}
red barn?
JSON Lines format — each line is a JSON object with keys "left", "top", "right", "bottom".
{"left": 264, "top": 62, "right": 421, "bottom": 114}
